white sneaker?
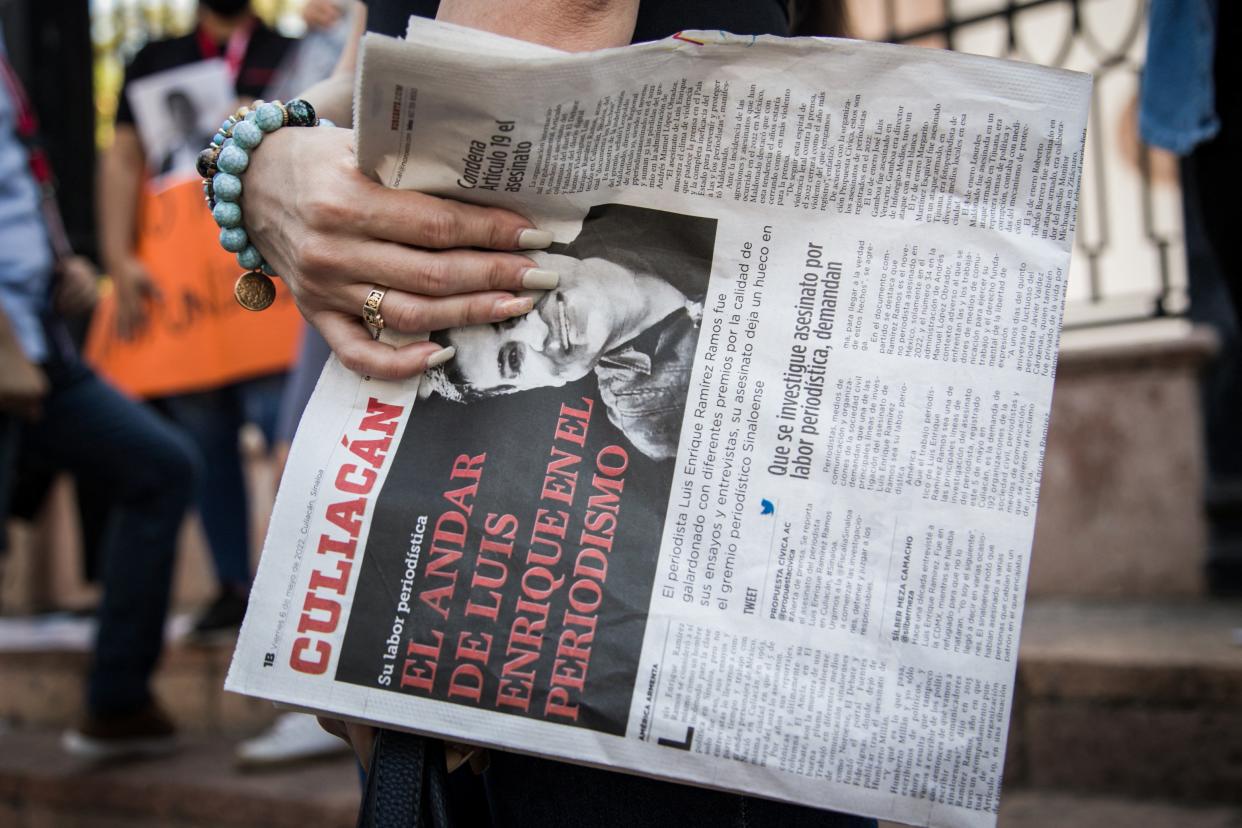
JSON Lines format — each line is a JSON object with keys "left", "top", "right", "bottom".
{"left": 61, "top": 703, "right": 178, "bottom": 762}
{"left": 62, "top": 728, "right": 177, "bottom": 761}
{"left": 234, "top": 712, "right": 350, "bottom": 767}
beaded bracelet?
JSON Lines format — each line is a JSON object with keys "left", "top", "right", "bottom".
{"left": 196, "top": 99, "right": 333, "bottom": 311}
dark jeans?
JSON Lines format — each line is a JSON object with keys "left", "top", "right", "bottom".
{"left": 0, "top": 414, "right": 16, "bottom": 555}
{"left": 154, "top": 373, "right": 285, "bottom": 591}
{"left": 16, "top": 359, "right": 198, "bottom": 714}
{"left": 480, "top": 752, "right": 876, "bottom": 828}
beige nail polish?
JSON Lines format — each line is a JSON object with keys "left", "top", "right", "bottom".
{"left": 498, "top": 296, "right": 535, "bottom": 317}
{"left": 426, "top": 346, "right": 456, "bottom": 368}
{"left": 517, "top": 229, "right": 554, "bottom": 249}
{"left": 521, "top": 268, "right": 559, "bottom": 289}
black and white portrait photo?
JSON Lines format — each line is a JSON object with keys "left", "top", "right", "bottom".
{"left": 124, "top": 59, "right": 233, "bottom": 185}
{"left": 345, "top": 204, "right": 717, "bottom": 732}
{"left": 421, "top": 203, "right": 715, "bottom": 462}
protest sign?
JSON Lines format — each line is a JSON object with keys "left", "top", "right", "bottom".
{"left": 85, "top": 177, "right": 301, "bottom": 398}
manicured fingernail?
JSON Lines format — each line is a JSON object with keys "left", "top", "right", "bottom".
{"left": 522, "top": 268, "right": 559, "bottom": 289}
{"left": 426, "top": 346, "right": 456, "bottom": 368}
{"left": 517, "top": 229, "right": 554, "bottom": 249}
{"left": 497, "top": 296, "right": 535, "bottom": 317}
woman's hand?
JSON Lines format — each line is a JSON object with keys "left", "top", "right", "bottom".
{"left": 318, "top": 717, "right": 376, "bottom": 770}
{"left": 241, "top": 126, "right": 557, "bottom": 379}
{"left": 302, "top": 0, "right": 345, "bottom": 31}
{"left": 54, "top": 255, "right": 101, "bottom": 317}
{"left": 111, "top": 257, "right": 161, "bottom": 341}
{"left": 316, "top": 718, "right": 481, "bottom": 774}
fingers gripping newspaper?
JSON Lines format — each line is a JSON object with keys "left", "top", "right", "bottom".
{"left": 228, "top": 18, "right": 1090, "bottom": 827}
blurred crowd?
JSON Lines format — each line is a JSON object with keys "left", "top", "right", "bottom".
{"left": 1, "top": 0, "right": 354, "bottom": 767}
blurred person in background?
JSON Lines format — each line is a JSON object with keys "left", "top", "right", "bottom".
{"left": 98, "top": 0, "right": 294, "bottom": 639}
{"left": 0, "top": 24, "right": 199, "bottom": 759}
{"left": 268, "top": 0, "right": 355, "bottom": 102}
{"left": 1142, "top": 0, "right": 1242, "bottom": 594}
{"left": 230, "top": 0, "right": 355, "bottom": 769}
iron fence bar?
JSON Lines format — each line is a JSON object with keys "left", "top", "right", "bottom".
{"left": 885, "top": 0, "right": 1068, "bottom": 46}
{"left": 941, "top": 0, "right": 956, "bottom": 50}
{"left": 883, "top": 0, "right": 1180, "bottom": 326}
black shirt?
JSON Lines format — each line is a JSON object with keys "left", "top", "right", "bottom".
{"left": 115, "top": 20, "right": 294, "bottom": 125}
{"left": 361, "top": 0, "right": 790, "bottom": 43}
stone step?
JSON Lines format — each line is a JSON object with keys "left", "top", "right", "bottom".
{"left": 0, "top": 728, "right": 358, "bottom": 828}
{"left": 0, "top": 636, "right": 275, "bottom": 736}
{"left": 1008, "top": 599, "right": 1242, "bottom": 801}
{"left": 1029, "top": 321, "right": 1216, "bottom": 598}
{"left": 4, "top": 724, "right": 1239, "bottom": 828}
{"left": 3, "top": 600, "right": 1239, "bottom": 806}
{"left": 881, "top": 790, "right": 1242, "bottom": 828}
{"left": 991, "top": 790, "right": 1242, "bottom": 828}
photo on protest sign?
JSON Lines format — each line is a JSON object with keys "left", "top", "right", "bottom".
{"left": 125, "top": 59, "right": 233, "bottom": 184}
{"left": 334, "top": 203, "right": 716, "bottom": 734}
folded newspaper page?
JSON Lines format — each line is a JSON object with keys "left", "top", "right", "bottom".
{"left": 228, "top": 19, "right": 1091, "bottom": 828}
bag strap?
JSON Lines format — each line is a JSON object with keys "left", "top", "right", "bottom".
{"left": 356, "top": 730, "right": 452, "bottom": 828}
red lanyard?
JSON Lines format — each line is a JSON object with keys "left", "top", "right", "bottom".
{"left": 0, "top": 54, "right": 52, "bottom": 186}
{"left": 195, "top": 18, "right": 254, "bottom": 83}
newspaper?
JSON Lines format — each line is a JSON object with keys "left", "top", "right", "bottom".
{"left": 228, "top": 18, "right": 1091, "bottom": 828}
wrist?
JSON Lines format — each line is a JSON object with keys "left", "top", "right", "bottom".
{"left": 435, "top": 0, "right": 638, "bottom": 50}
{"left": 104, "top": 254, "right": 140, "bottom": 277}
{"left": 198, "top": 98, "right": 331, "bottom": 311}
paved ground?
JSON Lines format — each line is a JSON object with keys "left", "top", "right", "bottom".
{"left": 997, "top": 791, "right": 1242, "bottom": 828}
{"left": 880, "top": 792, "right": 1242, "bottom": 828}
{"left": 3, "top": 724, "right": 1241, "bottom": 827}
{"left": 0, "top": 728, "right": 358, "bottom": 828}
{"left": 1019, "top": 600, "right": 1242, "bottom": 669}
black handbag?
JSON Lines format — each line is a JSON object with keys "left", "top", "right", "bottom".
{"left": 356, "top": 730, "right": 453, "bottom": 828}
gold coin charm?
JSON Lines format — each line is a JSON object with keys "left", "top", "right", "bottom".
{"left": 234, "top": 270, "right": 276, "bottom": 311}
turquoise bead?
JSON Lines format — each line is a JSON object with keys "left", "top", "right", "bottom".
{"left": 212, "top": 201, "right": 242, "bottom": 228}
{"left": 213, "top": 172, "right": 242, "bottom": 201}
{"left": 232, "top": 120, "right": 263, "bottom": 150}
{"left": 211, "top": 133, "right": 224, "bottom": 146}
{"left": 237, "top": 245, "right": 263, "bottom": 270}
{"left": 260, "top": 261, "right": 276, "bottom": 276}
{"left": 255, "top": 103, "right": 284, "bottom": 132}
{"left": 217, "top": 145, "right": 249, "bottom": 174}
{"left": 220, "top": 227, "right": 248, "bottom": 252}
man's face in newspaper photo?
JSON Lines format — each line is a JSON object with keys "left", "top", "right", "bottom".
{"left": 439, "top": 252, "right": 638, "bottom": 394}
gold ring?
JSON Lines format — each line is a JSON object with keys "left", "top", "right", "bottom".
{"left": 362, "top": 287, "right": 387, "bottom": 330}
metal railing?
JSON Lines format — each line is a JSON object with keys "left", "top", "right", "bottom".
{"left": 863, "top": 0, "right": 1182, "bottom": 328}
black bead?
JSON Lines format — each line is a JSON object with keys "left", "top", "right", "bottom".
{"left": 286, "top": 99, "right": 317, "bottom": 127}
{"left": 196, "top": 146, "right": 219, "bottom": 179}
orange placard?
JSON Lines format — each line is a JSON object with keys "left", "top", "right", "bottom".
{"left": 85, "top": 177, "right": 302, "bottom": 399}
